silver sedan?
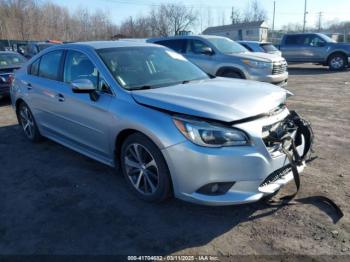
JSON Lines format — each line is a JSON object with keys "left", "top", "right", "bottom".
{"left": 11, "top": 41, "right": 307, "bottom": 205}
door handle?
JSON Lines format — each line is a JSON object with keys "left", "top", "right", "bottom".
{"left": 24, "top": 82, "right": 32, "bottom": 90}
{"left": 57, "top": 93, "right": 65, "bottom": 102}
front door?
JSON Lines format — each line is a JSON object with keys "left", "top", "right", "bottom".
{"left": 48, "top": 50, "right": 114, "bottom": 160}
{"left": 302, "top": 34, "right": 328, "bottom": 62}
{"left": 184, "top": 39, "right": 216, "bottom": 75}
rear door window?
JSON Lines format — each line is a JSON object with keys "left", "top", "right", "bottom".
{"left": 260, "top": 44, "right": 278, "bottom": 52}
{"left": 38, "top": 50, "right": 63, "bottom": 81}
{"left": 240, "top": 43, "right": 253, "bottom": 51}
{"left": 285, "top": 35, "right": 307, "bottom": 45}
{"left": 154, "top": 40, "right": 187, "bottom": 53}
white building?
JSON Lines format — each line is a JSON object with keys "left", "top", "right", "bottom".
{"left": 202, "top": 21, "right": 269, "bottom": 42}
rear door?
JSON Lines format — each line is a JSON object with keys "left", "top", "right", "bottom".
{"left": 280, "top": 35, "right": 308, "bottom": 62}
{"left": 24, "top": 50, "right": 65, "bottom": 130}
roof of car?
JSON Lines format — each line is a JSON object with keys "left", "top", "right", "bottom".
{"left": 283, "top": 32, "right": 325, "bottom": 36}
{"left": 148, "top": 35, "right": 229, "bottom": 42}
{"left": 0, "top": 51, "right": 22, "bottom": 55}
{"left": 67, "top": 40, "right": 156, "bottom": 49}
{"left": 237, "top": 41, "right": 272, "bottom": 44}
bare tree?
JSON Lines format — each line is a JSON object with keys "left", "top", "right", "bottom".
{"left": 230, "top": 7, "right": 242, "bottom": 24}
{"left": 243, "top": 0, "right": 267, "bottom": 22}
{"left": 148, "top": 4, "right": 197, "bottom": 36}
{"left": 0, "top": 0, "right": 119, "bottom": 41}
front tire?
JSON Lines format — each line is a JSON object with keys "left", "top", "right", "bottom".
{"left": 328, "top": 53, "right": 347, "bottom": 71}
{"left": 120, "top": 133, "right": 171, "bottom": 202}
{"left": 17, "top": 102, "right": 42, "bottom": 142}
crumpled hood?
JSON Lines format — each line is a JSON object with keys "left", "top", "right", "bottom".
{"left": 131, "top": 78, "right": 291, "bottom": 122}
{"left": 231, "top": 52, "right": 283, "bottom": 62}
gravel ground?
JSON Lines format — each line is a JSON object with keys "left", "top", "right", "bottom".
{"left": 0, "top": 64, "right": 349, "bottom": 258}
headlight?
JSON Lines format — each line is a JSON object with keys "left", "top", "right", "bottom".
{"left": 173, "top": 117, "right": 249, "bottom": 147}
{"left": 242, "top": 59, "right": 272, "bottom": 69}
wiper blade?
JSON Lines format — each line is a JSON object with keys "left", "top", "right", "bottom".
{"left": 130, "top": 85, "right": 154, "bottom": 90}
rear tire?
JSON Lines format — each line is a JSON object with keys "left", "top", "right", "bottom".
{"left": 17, "top": 102, "right": 42, "bottom": 142}
{"left": 120, "top": 133, "right": 171, "bottom": 202}
{"left": 328, "top": 53, "right": 347, "bottom": 71}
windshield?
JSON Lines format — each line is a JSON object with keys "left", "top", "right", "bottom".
{"left": 98, "top": 47, "right": 209, "bottom": 90}
{"left": 206, "top": 37, "right": 248, "bottom": 54}
{"left": 319, "top": 34, "right": 336, "bottom": 43}
{"left": 0, "top": 53, "right": 26, "bottom": 68}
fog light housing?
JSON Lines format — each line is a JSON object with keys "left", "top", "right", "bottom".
{"left": 196, "top": 182, "right": 235, "bottom": 195}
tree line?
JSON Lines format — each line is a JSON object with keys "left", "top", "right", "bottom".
{"left": 0, "top": 0, "right": 268, "bottom": 41}
{"left": 0, "top": 0, "right": 199, "bottom": 41}
{"left": 0, "top": 0, "right": 348, "bottom": 42}
{"left": 0, "top": 0, "right": 119, "bottom": 41}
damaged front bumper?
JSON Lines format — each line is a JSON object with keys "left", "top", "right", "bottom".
{"left": 162, "top": 108, "right": 308, "bottom": 206}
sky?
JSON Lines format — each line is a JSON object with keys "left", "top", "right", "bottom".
{"left": 51, "top": 0, "right": 350, "bottom": 32}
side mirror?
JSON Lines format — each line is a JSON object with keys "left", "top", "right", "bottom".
{"left": 201, "top": 47, "right": 213, "bottom": 55}
{"left": 71, "top": 79, "right": 99, "bottom": 101}
{"left": 71, "top": 79, "right": 95, "bottom": 93}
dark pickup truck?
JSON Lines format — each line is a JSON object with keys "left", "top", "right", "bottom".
{"left": 279, "top": 33, "right": 350, "bottom": 70}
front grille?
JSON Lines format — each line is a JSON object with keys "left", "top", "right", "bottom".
{"left": 272, "top": 60, "right": 287, "bottom": 75}
{"left": 259, "top": 165, "right": 292, "bottom": 188}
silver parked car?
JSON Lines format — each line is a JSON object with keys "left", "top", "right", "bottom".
{"left": 11, "top": 41, "right": 309, "bottom": 205}
{"left": 237, "top": 41, "right": 282, "bottom": 57}
{"left": 148, "top": 35, "right": 288, "bottom": 87}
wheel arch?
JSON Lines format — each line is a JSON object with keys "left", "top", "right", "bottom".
{"left": 215, "top": 66, "right": 246, "bottom": 78}
{"left": 114, "top": 128, "right": 175, "bottom": 194}
{"left": 14, "top": 98, "right": 26, "bottom": 121}
{"left": 327, "top": 51, "right": 348, "bottom": 65}
{"left": 114, "top": 128, "right": 139, "bottom": 162}
{"left": 114, "top": 128, "right": 171, "bottom": 166}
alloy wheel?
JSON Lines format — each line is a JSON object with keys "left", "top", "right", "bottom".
{"left": 19, "top": 105, "right": 35, "bottom": 139}
{"left": 330, "top": 56, "right": 344, "bottom": 70}
{"left": 124, "top": 143, "right": 159, "bottom": 195}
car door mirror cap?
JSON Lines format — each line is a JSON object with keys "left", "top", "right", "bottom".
{"left": 71, "top": 79, "right": 96, "bottom": 93}
{"left": 71, "top": 79, "right": 100, "bottom": 101}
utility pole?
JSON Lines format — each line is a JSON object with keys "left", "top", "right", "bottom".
{"left": 231, "top": 7, "right": 233, "bottom": 24}
{"left": 272, "top": 1, "right": 276, "bottom": 41}
{"left": 303, "top": 0, "right": 307, "bottom": 32}
{"left": 317, "top": 12, "right": 323, "bottom": 32}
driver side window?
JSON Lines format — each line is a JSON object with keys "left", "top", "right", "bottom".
{"left": 64, "top": 50, "right": 111, "bottom": 94}
{"left": 308, "top": 36, "right": 325, "bottom": 47}
{"left": 188, "top": 40, "right": 210, "bottom": 54}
